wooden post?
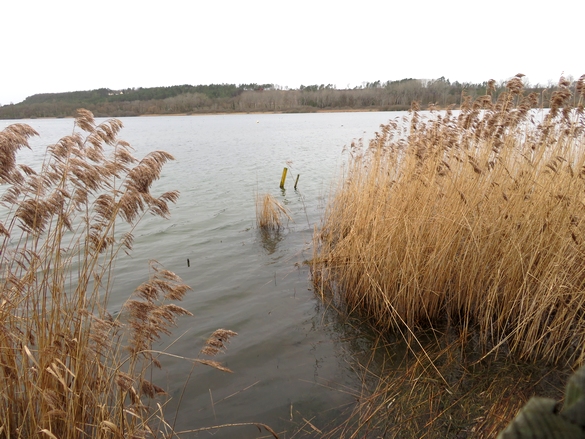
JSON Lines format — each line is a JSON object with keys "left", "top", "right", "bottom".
{"left": 294, "top": 174, "right": 300, "bottom": 190}
{"left": 279, "top": 167, "right": 288, "bottom": 189}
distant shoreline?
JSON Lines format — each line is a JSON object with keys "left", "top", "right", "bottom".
{"left": 2, "top": 107, "right": 406, "bottom": 121}
{"left": 139, "top": 107, "right": 394, "bottom": 117}
{"left": 1, "top": 78, "right": 572, "bottom": 120}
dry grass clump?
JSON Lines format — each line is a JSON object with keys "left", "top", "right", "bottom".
{"left": 256, "top": 193, "right": 291, "bottom": 230}
{"left": 312, "top": 74, "right": 585, "bottom": 366}
{"left": 0, "top": 110, "right": 232, "bottom": 439}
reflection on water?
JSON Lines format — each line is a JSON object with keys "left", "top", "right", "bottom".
{"left": 258, "top": 228, "right": 286, "bottom": 255}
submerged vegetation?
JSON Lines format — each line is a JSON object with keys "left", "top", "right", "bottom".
{"left": 0, "top": 110, "right": 235, "bottom": 438}
{"left": 316, "top": 326, "right": 571, "bottom": 438}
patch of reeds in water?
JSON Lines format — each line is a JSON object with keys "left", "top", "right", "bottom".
{"left": 0, "top": 110, "right": 234, "bottom": 439}
{"left": 256, "top": 193, "right": 291, "bottom": 230}
{"left": 312, "top": 74, "right": 585, "bottom": 366}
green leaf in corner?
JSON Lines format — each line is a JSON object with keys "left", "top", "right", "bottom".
{"left": 564, "top": 366, "right": 585, "bottom": 409}
{"left": 496, "top": 397, "right": 583, "bottom": 439}
{"left": 561, "top": 365, "right": 585, "bottom": 429}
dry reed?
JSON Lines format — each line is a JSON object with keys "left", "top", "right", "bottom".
{"left": 312, "top": 74, "right": 585, "bottom": 366}
{"left": 316, "top": 327, "right": 569, "bottom": 439}
{"left": 0, "top": 110, "right": 233, "bottom": 439}
{"left": 256, "top": 193, "right": 291, "bottom": 230}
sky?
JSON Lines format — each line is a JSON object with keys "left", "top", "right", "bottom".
{"left": 1, "top": 0, "right": 583, "bottom": 105}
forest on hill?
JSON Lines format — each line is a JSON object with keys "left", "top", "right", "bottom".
{"left": 0, "top": 77, "right": 573, "bottom": 119}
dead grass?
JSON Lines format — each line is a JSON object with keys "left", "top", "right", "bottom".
{"left": 315, "top": 323, "right": 569, "bottom": 439}
{"left": 0, "top": 110, "right": 234, "bottom": 439}
{"left": 312, "top": 73, "right": 585, "bottom": 367}
{"left": 307, "top": 73, "right": 585, "bottom": 438}
{"left": 256, "top": 193, "right": 291, "bottom": 230}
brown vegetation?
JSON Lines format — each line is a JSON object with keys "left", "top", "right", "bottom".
{"left": 0, "top": 110, "right": 234, "bottom": 438}
{"left": 256, "top": 193, "right": 291, "bottom": 230}
{"left": 314, "top": 327, "right": 569, "bottom": 439}
{"left": 312, "top": 74, "right": 585, "bottom": 366}
{"left": 310, "top": 73, "right": 585, "bottom": 438}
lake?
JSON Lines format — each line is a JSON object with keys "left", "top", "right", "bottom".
{"left": 3, "top": 111, "right": 405, "bottom": 438}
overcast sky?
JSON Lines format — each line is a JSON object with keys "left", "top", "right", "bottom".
{"left": 1, "top": 0, "right": 583, "bottom": 105}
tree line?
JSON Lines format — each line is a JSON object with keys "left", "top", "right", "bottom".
{"left": 0, "top": 77, "right": 575, "bottom": 119}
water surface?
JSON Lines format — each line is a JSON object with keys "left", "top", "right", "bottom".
{"left": 5, "top": 111, "right": 405, "bottom": 437}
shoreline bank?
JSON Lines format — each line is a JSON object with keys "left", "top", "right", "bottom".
{"left": 0, "top": 106, "right": 410, "bottom": 121}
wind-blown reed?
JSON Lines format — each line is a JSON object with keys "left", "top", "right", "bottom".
{"left": 256, "top": 193, "right": 291, "bottom": 230}
{"left": 0, "top": 110, "right": 234, "bottom": 439}
{"left": 312, "top": 74, "right": 585, "bottom": 366}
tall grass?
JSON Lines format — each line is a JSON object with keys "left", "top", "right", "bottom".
{"left": 0, "top": 110, "right": 234, "bottom": 439}
{"left": 256, "top": 193, "right": 291, "bottom": 230}
{"left": 312, "top": 74, "right": 585, "bottom": 366}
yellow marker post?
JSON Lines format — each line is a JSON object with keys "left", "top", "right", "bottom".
{"left": 280, "top": 167, "right": 288, "bottom": 189}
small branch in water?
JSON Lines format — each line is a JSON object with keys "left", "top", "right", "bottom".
{"left": 209, "top": 389, "right": 216, "bottom": 422}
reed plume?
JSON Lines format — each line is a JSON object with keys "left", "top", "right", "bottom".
{"left": 256, "top": 193, "right": 291, "bottom": 230}
{"left": 313, "top": 74, "right": 585, "bottom": 366}
{"left": 0, "top": 110, "right": 232, "bottom": 439}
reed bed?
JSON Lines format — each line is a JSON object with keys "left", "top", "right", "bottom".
{"left": 316, "top": 327, "right": 569, "bottom": 439}
{"left": 256, "top": 193, "right": 291, "bottom": 230}
{"left": 0, "top": 110, "right": 233, "bottom": 439}
{"left": 312, "top": 74, "right": 585, "bottom": 366}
